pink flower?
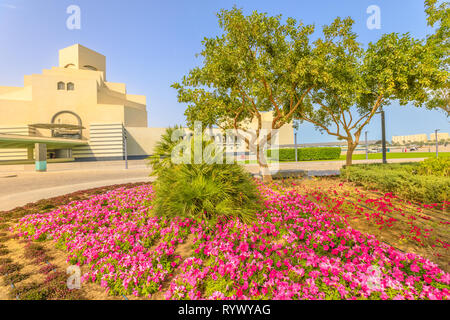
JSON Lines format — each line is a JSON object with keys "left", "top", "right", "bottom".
{"left": 410, "top": 264, "right": 420, "bottom": 273}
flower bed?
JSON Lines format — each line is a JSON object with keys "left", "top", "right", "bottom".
{"left": 289, "top": 181, "right": 450, "bottom": 251}
{"left": 11, "top": 184, "right": 450, "bottom": 300}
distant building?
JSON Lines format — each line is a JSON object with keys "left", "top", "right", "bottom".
{"left": 429, "top": 132, "right": 449, "bottom": 141}
{"left": 392, "top": 134, "right": 428, "bottom": 144}
{"left": 392, "top": 132, "right": 449, "bottom": 144}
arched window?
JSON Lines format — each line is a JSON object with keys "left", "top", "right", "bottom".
{"left": 57, "top": 82, "right": 65, "bottom": 90}
{"left": 83, "top": 65, "right": 98, "bottom": 71}
{"left": 67, "top": 82, "right": 75, "bottom": 91}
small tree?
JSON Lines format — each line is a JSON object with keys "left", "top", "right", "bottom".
{"left": 295, "top": 17, "right": 446, "bottom": 165}
{"left": 424, "top": 0, "right": 449, "bottom": 117}
{"left": 172, "top": 8, "right": 318, "bottom": 181}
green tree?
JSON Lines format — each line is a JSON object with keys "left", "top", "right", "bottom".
{"left": 424, "top": 0, "right": 449, "bottom": 117}
{"left": 172, "top": 8, "right": 318, "bottom": 181}
{"left": 296, "top": 17, "right": 447, "bottom": 165}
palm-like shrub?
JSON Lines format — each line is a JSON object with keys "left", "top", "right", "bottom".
{"left": 147, "top": 125, "right": 185, "bottom": 176}
{"left": 150, "top": 127, "right": 261, "bottom": 224}
{"left": 153, "top": 162, "right": 260, "bottom": 224}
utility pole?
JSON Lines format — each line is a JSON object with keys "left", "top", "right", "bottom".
{"left": 365, "top": 131, "right": 368, "bottom": 160}
{"left": 435, "top": 129, "right": 440, "bottom": 158}
{"left": 381, "top": 109, "right": 387, "bottom": 164}
{"left": 294, "top": 132, "right": 298, "bottom": 162}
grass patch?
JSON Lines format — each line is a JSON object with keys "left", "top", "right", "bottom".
{"left": 339, "top": 152, "right": 450, "bottom": 161}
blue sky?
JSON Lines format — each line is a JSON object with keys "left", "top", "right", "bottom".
{"left": 0, "top": 0, "right": 448, "bottom": 143}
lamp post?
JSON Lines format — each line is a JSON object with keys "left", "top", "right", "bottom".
{"left": 294, "top": 132, "right": 298, "bottom": 162}
{"left": 124, "top": 128, "right": 128, "bottom": 169}
{"left": 435, "top": 129, "right": 440, "bottom": 158}
{"left": 380, "top": 109, "right": 387, "bottom": 164}
{"left": 365, "top": 131, "right": 368, "bottom": 160}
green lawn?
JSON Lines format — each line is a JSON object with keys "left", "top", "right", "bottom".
{"left": 235, "top": 152, "right": 450, "bottom": 164}
{"left": 340, "top": 152, "right": 450, "bottom": 161}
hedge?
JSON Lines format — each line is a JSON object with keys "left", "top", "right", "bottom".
{"left": 267, "top": 147, "right": 341, "bottom": 161}
{"left": 340, "top": 163, "right": 450, "bottom": 204}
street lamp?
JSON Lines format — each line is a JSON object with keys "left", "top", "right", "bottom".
{"left": 435, "top": 129, "right": 440, "bottom": 158}
{"left": 294, "top": 132, "right": 298, "bottom": 162}
{"left": 365, "top": 131, "right": 368, "bottom": 160}
{"left": 124, "top": 128, "right": 128, "bottom": 169}
{"left": 374, "top": 108, "right": 387, "bottom": 164}
{"left": 380, "top": 109, "right": 387, "bottom": 164}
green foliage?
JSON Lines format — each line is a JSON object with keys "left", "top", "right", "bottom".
{"left": 424, "top": 0, "right": 449, "bottom": 116}
{"left": 268, "top": 147, "right": 341, "bottom": 161}
{"left": 154, "top": 162, "right": 261, "bottom": 225}
{"left": 203, "top": 274, "right": 235, "bottom": 298}
{"left": 147, "top": 125, "right": 185, "bottom": 176}
{"left": 295, "top": 7, "right": 447, "bottom": 164}
{"left": 172, "top": 7, "right": 320, "bottom": 170}
{"left": 340, "top": 162, "right": 450, "bottom": 204}
{"left": 417, "top": 157, "right": 450, "bottom": 176}
{"left": 151, "top": 128, "right": 261, "bottom": 225}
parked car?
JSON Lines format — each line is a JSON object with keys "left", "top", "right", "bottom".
{"left": 410, "top": 146, "right": 418, "bottom": 151}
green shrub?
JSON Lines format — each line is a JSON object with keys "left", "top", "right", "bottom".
{"left": 152, "top": 128, "right": 261, "bottom": 225}
{"left": 268, "top": 147, "right": 341, "bottom": 161}
{"left": 340, "top": 163, "right": 450, "bottom": 204}
{"left": 417, "top": 157, "right": 450, "bottom": 177}
{"left": 154, "top": 163, "right": 260, "bottom": 225}
{"left": 147, "top": 125, "right": 186, "bottom": 176}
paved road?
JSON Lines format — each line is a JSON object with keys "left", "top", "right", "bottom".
{"left": 0, "top": 158, "right": 426, "bottom": 212}
{"left": 0, "top": 168, "right": 154, "bottom": 212}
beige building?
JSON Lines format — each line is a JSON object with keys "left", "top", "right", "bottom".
{"left": 429, "top": 132, "right": 449, "bottom": 141}
{"left": 392, "top": 132, "right": 450, "bottom": 145}
{"left": 392, "top": 134, "right": 428, "bottom": 144}
{"left": 0, "top": 44, "right": 293, "bottom": 162}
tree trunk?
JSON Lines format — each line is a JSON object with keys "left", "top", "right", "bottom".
{"left": 256, "top": 143, "right": 272, "bottom": 182}
{"left": 259, "top": 162, "right": 272, "bottom": 183}
{"left": 346, "top": 141, "right": 357, "bottom": 166}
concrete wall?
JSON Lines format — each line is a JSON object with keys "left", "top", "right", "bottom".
{"left": 59, "top": 44, "right": 107, "bottom": 79}
{"left": 125, "top": 127, "right": 167, "bottom": 156}
{"left": 73, "top": 123, "right": 125, "bottom": 160}
{"left": 0, "top": 126, "right": 35, "bottom": 160}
